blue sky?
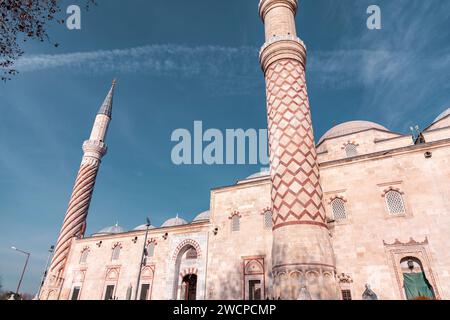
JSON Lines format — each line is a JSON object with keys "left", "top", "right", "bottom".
{"left": 0, "top": 0, "right": 449, "bottom": 294}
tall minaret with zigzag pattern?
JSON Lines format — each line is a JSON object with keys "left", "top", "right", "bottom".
{"left": 258, "top": 0, "right": 338, "bottom": 299}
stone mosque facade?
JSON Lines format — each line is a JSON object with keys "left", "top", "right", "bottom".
{"left": 40, "top": 0, "right": 450, "bottom": 300}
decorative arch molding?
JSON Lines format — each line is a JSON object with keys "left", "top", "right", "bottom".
{"left": 288, "top": 270, "right": 303, "bottom": 279}
{"left": 141, "top": 265, "right": 155, "bottom": 280}
{"left": 73, "top": 269, "right": 86, "bottom": 283}
{"left": 245, "top": 259, "right": 264, "bottom": 275}
{"left": 337, "top": 273, "right": 353, "bottom": 284}
{"left": 383, "top": 237, "right": 428, "bottom": 247}
{"left": 111, "top": 242, "right": 123, "bottom": 249}
{"left": 327, "top": 195, "right": 347, "bottom": 205}
{"left": 341, "top": 141, "right": 360, "bottom": 149}
{"left": 259, "top": 207, "right": 272, "bottom": 215}
{"left": 81, "top": 246, "right": 90, "bottom": 253}
{"left": 146, "top": 238, "right": 158, "bottom": 246}
{"left": 105, "top": 267, "right": 120, "bottom": 281}
{"left": 172, "top": 239, "right": 202, "bottom": 261}
{"left": 228, "top": 211, "right": 242, "bottom": 219}
{"left": 381, "top": 186, "right": 405, "bottom": 198}
{"left": 179, "top": 267, "right": 198, "bottom": 281}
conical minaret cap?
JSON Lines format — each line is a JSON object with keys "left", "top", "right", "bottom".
{"left": 98, "top": 79, "right": 116, "bottom": 118}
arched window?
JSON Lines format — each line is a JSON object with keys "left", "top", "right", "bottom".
{"left": 79, "top": 249, "right": 89, "bottom": 264}
{"left": 331, "top": 198, "right": 347, "bottom": 221}
{"left": 344, "top": 143, "right": 358, "bottom": 157}
{"left": 111, "top": 244, "right": 121, "bottom": 261}
{"left": 231, "top": 215, "right": 240, "bottom": 232}
{"left": 147, "top": 242, "right": 155, "bottom": 258}
{"left": 264, "top": 211, "right": 273, "bottom": 229}
{"left": 385, "top": 190, "right": 406, "bottom": 215}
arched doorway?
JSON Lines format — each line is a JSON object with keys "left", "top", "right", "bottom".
{"left": 172, "top": 243, "right": 199, "bottom": 300}
{"left": 181, "top": 274, "right": 197, "bottom": 300}
{"left": 401, "top": 257, "right": 435, "bottom": 300}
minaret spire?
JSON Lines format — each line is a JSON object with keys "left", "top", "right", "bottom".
{"left": 258, "top": 0, "right": 337, "bottom": 299}
{"left": 42, "top": 80, "right": 116, "bottom": 298}
{"left": 98, "top": 79, "right": 116, "bottom": 118}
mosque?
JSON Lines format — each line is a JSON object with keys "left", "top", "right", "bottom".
{"left": 39, "top": 0, "right": 450, "bottom": 300}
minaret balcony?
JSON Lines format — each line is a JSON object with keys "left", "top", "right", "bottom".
{"left": 82, "top": 140, "right": 108, "bottom": 158}
{"left": 259, "top": 35, "right": 307, "bottom": 72}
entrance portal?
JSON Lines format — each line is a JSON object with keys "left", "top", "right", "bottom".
{"left": 182, "top": 274, "right": 197, "bottom": 300}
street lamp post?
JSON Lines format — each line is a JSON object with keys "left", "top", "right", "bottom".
{"left": 11, "top": 246, "right": 31, "bottom": 297}
{"left": 37, "top": 245, "right": 55, "bottom": 299}
{"left": 134, "top": 217, "right": 151, "bottom": 300}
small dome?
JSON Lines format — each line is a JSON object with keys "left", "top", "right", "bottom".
{"left": 193, "top": 210, "right": 210, "bottom": 222}
{"left": 318, "top": 121, "right": 389, "bottom": 144}
{"left": 245, "top": 168, "right": 270, "bottom": 180}
{"left": 433, "top": 108, "right": 450, "bottom": 123}
{"left": 133, "top": 224, "right": 156, "bottom": 231}
{"left": 161, "top": 215, "right": 188, "bottom": 228}
{"left": 93, "top": 224, "right": 126, "bottom": 236}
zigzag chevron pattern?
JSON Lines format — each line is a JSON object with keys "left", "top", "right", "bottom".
{"left": 50, "top": 162, "right": 99, "bottom": 273}
{"left": 265, "top": 59, "right": 326, "bottom": 227}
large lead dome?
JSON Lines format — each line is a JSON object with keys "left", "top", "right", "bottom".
{"left": 318, "top": 120, "right": 389, "bottom": 144}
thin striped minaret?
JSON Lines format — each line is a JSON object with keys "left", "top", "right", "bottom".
{"left": 48, "top": 80, "right": 116, "bottom": 278}
{"left": 258, "top": 0, "right": 337, "bottom": 299}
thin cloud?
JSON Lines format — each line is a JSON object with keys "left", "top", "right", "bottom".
{"left": 16, "top": 44, "right": 259, "bottom": 77}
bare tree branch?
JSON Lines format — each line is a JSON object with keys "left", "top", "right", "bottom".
{"left": 0, "top": 0, "right": 97, "bottom": 81}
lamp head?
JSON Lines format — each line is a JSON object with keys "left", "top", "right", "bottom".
{"left": 407, "top": 259, "right": 415, "bottom": 271}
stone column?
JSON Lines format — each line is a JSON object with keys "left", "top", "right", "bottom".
{"left": 258, "top": 0, "right": 337, "bottom": 299}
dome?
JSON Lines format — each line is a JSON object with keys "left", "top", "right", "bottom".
{"left": 193, "top": 210, "right": 210, "bottom": 222}
{"left": 318, "top": 121, "right": 389, "bottom": 144}
{"left": 245, "top": 168, "right": 270, "bottom": 180}
{"left": 161, "top": 215, "right": 188, "bottom": 228}
{"left": 433, "top": 108, "right": 450, "bottom": 123}
{"left": 133, "top": 224, "right": 156, "bottom": 231}
{"left": 93, "top": 224, "right": 126, "bottom": 236}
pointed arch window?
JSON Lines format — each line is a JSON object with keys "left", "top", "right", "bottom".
{"left": 79, "top": 248, "right": 89, "bottom": 264}
{"left": 111, "top": 244, "right": 121, "bottom": 261}
{"left": 385, "top": 190, "right": 406, "bottom": 215}
{"left": 147, "top": 242, "right": 155, "bottom": 258}
{"left": 331, "top": 198, "right": 347, "bottom": 221}
{"left": 264, "top": 211, "right": 273, "bottom": 229}
{"left": 231, "top": 215, "right": 240, "bottom": 232}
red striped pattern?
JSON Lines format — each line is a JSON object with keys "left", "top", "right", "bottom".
{"left": 49, "top": 161, "right": 99, "bottom": 273}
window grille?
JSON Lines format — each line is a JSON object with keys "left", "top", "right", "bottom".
{"left": 111, "top": 246, "right": 121, "bottom": 261}
{"left": 345, "top": 144, "right": 358, "bottom": 157}
{"left": 341, "top": 289, "right": 352, "bottom": 300}
{"left": 331, "top": 198, "right": 347, "bottom": 221}
{"left": 264, "top": 211, "right": 273, "bottom": 229}
{"left": 147, "top": 243, "right": 155, "bottom": 258}
{"left": 385, "top": 190, "right": 406, "bottom": 215}
{"left": 231, "top": 215, "right": 240, "bottom": 232}
{"left": 79, "top": 250, "right": 89, "bottom": 264}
